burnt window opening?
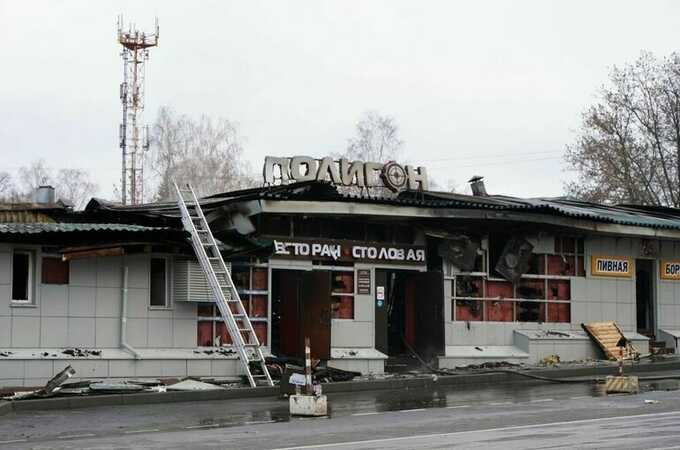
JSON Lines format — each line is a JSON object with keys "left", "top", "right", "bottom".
{"left": 150, "top": 257, "right": 169, "bottom": 307}
{"left": 260, "top": 215, "right": 291, "bottom": 237}
{"left": 293, "top": 217, "right": 321, "bottom": 238}
{"left": 41, "top": 257, "right": 70, "bottom": 285}
{"left": 489, "top": 232, "right": 511, "bottom": 278}
{"left": 11, "top": 250, "right": 32, "bottom": 302}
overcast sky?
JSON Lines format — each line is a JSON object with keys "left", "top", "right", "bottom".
{"left": 2, "top": 0, "right": 680, "bottom": 199}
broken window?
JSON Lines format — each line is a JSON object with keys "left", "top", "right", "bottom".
{"left": 11, "top": 250, "right": 32, "bottom": 302}
{"left": 331, "top": 271, "right": 354, "bottom": 319}
{"left": 149, "top": 257, "right": 169, "bottom": 307}
{"left": 41, "top": 257, "right": 69, "bottom": 285}
{"left": 260, "top": 215, "right": 290, "bottom": 237}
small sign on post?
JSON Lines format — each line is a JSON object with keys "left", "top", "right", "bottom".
{"left": 289, "top": 336, "right": 328, "bottom": 417}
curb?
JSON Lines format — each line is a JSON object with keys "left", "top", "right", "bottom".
{"left": 3, "top": 360, "right": 679, "bottom": 414}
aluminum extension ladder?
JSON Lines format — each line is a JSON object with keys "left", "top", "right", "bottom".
{"left": 174, "top": 182, "right": 273, "bottom": 387}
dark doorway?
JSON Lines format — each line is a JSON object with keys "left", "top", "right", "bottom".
{"left": 636, "top": 259, "right": 655, "bottom": 334}
{"left": 271, "top": 269, "right": 331, "bottom": 359}
{"left": 375, "top": 270, "right": 444, "bottom": 370}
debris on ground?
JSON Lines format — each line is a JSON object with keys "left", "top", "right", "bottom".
{"left": 540, "top": 354, "right": 561, "bottom": 367}
{"left": 194, "top": 348, "right": 235, "bottom": 356}
{"left": 0, "top": 351, "right": 13, "bottom": 357}
{"left": 644, "top": 399, "right": 660, "bottom": 404}
{"left": 61, "top": 348, "right": 102, "bottom": 357}
{"left": 457, "top": 361, "right": 521, "bottom": 370}
{"left": 89, "top": 382, "right": 146, "bottom": 394}
{"left": 166, "top": 379, "right": 224, "bottom": 391}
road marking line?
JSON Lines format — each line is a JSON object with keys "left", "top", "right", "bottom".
{"left": 446, "top": 405, "right": 470, "bottom": 409}
{"left": 0, "top": 439, "right": 28, "bottom": 444}
{"left": 488, "top": 402, "right": 513, "bottom": 406}
{"left": 398, "top": 408, "right": 426, "bottom": 413}
{"left": 124, "top": 429, "right": 160, "bottom": 434}
{"left": 270, "top": 410, "right": 680, "bottom": 450}
{"left": 530, "top": 398, "right": 553, "bottom": 403}
{"left": 58, "top": 433, "right": 96, "bottom": 439}
{"left": 185, "top": 424, "right": 220, "bottom": 429}
{"left": 646, "top": 446, "right": 680, "bottom": 450}
{"left": 352, "top": 412, "right": 381, "bottom": 416}
{"left": 570, "top": 396, "right": 590, "bottom": 400}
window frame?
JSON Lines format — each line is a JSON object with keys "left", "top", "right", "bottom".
{"left": 11, "top": 249, "right": 34, "bottom": 304}
{"left": 149, "top": 255, "right": 172, "bottom": 309}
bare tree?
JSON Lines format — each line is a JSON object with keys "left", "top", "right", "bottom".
{"left": 345, "top": 111, "right": 403, "bottom": 162}
{"left": 13, "top": 160, "right": 98, "bottom": 209}
{"left": 0, "top": 172, "right": 15, "bottom": 201}
{"left": 149, "top": 106, "right": 256, "bottom": 200}
{"left": 566, "top": 51, "right": 680, "bottom": 207}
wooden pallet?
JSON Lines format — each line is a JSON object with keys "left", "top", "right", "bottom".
{"left": 582, "top": 321, "right": 639, "bottom": 360}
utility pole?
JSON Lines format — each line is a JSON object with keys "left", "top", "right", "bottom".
{"left": 117, "top": 16, "right": 159, "bottom": 205}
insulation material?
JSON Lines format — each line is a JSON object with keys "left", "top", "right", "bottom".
{"left": 547, "top": 303, "right": 570, "bottom": 323}
{"left": 250, "top": 295, "right": 268, "bottom": 317}
{"left": 582, "top": 321, "right": 639, "bottom": 360}
{"left": 455, "top": 300, "right": 482, "bottom": 321}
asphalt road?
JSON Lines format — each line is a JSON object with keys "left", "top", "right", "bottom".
{"left": 2, "top": 377, "right": 680, "bottom": 449}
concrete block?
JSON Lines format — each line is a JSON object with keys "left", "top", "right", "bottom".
{"left": 40, "top": 285, "right": 68, "bottom": 316}
{"left": 0, "top": 316, "right": 10, "bottom": 346}
{"left": 161, "top": 360, "right": 186, "bottom": 377}
{"left": 368, "top": 359, "right": 384, "bottom": 374}
{"left": 95, "top": 317, "right": 120, "bottom": 348}
{"left": 40, "top": 317, "right": 68, "bottom": 347}
{"left": 97, "top": 256, "right": 122, "bottom": 288}
{"left": 25, "top": 360, "right": 54, "bottom": 379}
{"left": 147, "top": 318, "right": 173, "bottom": 347}
{"left": 289, "top": 394, "right": 327, "bottom": 416}
{"left": 96, "top": 287, "right": 122, "bottom": 317}
{"left": 605, "top": 375, "right": 639, "bottom": 394}
{"left": 126, "top": 318, "right": 148, "bottom": 347}
{"left": 109, "top": 359, "right": 136, "bottom": 378}
{"left": 67, "top": 317, "right": 95, "bottom": 347}
{"left": 12, "top": 316, "right": 40, "bottom": 347}
{"left": 69, "top": 257, "right": 97, "bottom": 287}
{"left": 187, "top": 360, "right": 211, "bottom": 376}
{"left": 68, "top": 286, "right": 96, "bottom": 317}
{"left": 173, "top": 318, "right": 197, "bottom": 348}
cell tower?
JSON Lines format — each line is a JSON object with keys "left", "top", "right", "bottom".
{"left": 117, "top": 16, "right": 159, "bottom": 205}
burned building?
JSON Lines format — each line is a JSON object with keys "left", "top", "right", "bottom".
{"left": 2, "top": 162, "right": 680, "bottom": 386}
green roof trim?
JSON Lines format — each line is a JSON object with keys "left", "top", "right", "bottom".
{"left": 0, "top": 223, "right": 173, "bottom": 234}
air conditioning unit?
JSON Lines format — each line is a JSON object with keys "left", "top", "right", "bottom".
{"left": 174, "top": 258, "right": 230, "bottom": 302}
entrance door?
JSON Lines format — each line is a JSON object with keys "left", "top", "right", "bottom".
{"left": 271, "top": 269, "right": 331, "bottom": 360}
{"left": 301, "top": 271, "right": 332, "bottom": 360}
{"left": 636, "top": 259, "right": 655, "bottom": 333}
{"left": 375, "top": 269, "right": 444, "bottom": 360}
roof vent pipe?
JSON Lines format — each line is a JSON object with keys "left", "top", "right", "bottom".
{"left": 468, "top": 176, "right": 488, "bottom": 197}
{"left": 34, "top": 185, "right": 55, "bottom": 204}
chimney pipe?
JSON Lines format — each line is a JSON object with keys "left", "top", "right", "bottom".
{"left": 468, "top": 176, "right": 488, "bottom": 197}
{"left": 34, "top": 185, "right": 55, "bottom": 205}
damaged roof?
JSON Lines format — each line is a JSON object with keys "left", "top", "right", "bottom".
{"left": 83, "top": 181, "right": 680, "bottom": 232}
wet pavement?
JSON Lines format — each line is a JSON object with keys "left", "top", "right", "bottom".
{"left": 1, "top": 374, "right": 680, "bottom": 448}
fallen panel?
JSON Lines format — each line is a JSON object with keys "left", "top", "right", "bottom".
{"left": 582, "top": 321, "right": 639, "bottom": 360}
{"left": 166, "top": 379, "right": 224, "bottom": 391}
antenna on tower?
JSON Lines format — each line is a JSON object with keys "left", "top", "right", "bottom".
{"left": 117, "top": 15, "right": 159, "bottom": 205}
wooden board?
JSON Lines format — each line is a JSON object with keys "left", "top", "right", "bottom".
{"left": 582, "top": 321, "right": 639, "bottom": 360}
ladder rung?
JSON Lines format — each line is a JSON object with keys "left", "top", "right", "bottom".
{"left": 238, "top": 328, "right": 252, "bottom": 332}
